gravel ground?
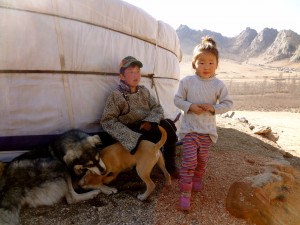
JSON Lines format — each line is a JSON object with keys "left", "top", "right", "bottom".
{"left": 18, "top": 115, "right": 300, "bottom": 225}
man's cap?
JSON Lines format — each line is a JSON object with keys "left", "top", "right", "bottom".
{"left": 119, "top": 56, "right": 143, "bottom": 70}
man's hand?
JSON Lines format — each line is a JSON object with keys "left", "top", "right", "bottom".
{"left": 140, "top": 121, "right": 152, "bottom": 131}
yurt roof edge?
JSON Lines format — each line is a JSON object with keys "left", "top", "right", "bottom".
{"left": 0, "top": 0, "right": 182, "bottom": 60}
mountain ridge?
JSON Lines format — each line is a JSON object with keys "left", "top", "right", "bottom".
{"left": 177, "top": 25, "right": 300, "bottom": 63}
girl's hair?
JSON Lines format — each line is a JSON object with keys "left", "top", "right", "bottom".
{"left": 192, "top": 36, "right": 219, "bottom": 69}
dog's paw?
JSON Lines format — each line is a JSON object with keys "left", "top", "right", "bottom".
{"left": 100, "top": 185, "right": 118, "bottom": 195}
{"left": 137, "top": 193, "right": 147, "bottom": 201}
{"left": 166, "top": 177, "right": 172, "bottom": 186}
{"left": 90, "top": 189, "right": 101, "bottom": 198}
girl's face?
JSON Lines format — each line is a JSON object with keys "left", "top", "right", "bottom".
{"left": 194, "top": 52, "right": 218, "bottom": 79}
{"left": 120, "top": 65, "right": 141, "bottom": 92}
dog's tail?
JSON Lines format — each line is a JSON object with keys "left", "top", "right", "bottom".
{"left": 155, "top": 125, "right": 167, "bottom": 150}
{"left": 0, "top": 208, "right": 20, "bottom": 225}
{"left": 0, "top": 187, "right": 22, "bottom": 225}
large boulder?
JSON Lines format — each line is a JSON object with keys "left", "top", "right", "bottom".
{"left": 226, "top": 163, "right": 300, "bottom": 225}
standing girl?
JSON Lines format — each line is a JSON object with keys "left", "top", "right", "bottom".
{"left": 174, "top": 37, "right": 233, "bottom": 211}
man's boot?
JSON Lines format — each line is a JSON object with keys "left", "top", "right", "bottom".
{"left": 163, "top": 144, "right": 179, "bottom": 179}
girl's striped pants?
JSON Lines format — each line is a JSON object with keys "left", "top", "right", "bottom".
{"left": 179, "top": 133, "right": 212, "bottom": 185}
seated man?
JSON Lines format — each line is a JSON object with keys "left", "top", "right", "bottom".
{"left": 100, "top": 56, "right": 179, "bottom": 178}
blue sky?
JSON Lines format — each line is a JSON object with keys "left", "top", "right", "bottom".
{"left": 123, "top": 0, "right": 300, "bottom": 37}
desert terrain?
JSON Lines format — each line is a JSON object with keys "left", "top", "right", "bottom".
{"left": 219, "top": 58, "right": 300, "bottom": 158}
{"left": 16, "top": 59, "right": 300, "bottom": 224}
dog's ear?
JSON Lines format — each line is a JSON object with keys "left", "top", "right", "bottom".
{"left": 73, "top": 164, "right": 85, "bottom": 175}
{"left": 86, "top": 166, "right": 101, "bottom": 175}
{"left": 63, "top": 152, "right": 76, "bottom": 166}
{"left": 87, "top": 135, "right": 102, "bottom": 147}
{"left": 73, "top": 164, "right": 103, "bottom": 176}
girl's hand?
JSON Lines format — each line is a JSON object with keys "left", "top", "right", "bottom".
{"left": 189, "top": 104, "right": 205, "bottom": 115}
{"left": 200, "top": 104, "right": 215, "bottom": 113}
{"left": 140, "top": 121, "right": 152, "bottom": 131}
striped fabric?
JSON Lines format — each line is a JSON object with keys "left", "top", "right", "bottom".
{"left": 179, "top": 133, "right": 212, "bottom": 185}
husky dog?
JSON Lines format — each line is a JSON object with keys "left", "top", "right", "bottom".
{"left": 78, "top": 125, "right": 172, "bottom": 201}
{"left": 0, "top": 129, "right": 105, "bottom": 225}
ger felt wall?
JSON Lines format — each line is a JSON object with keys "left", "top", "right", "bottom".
{"left": 0, "top": 0, "right": 181, "bottom": 154}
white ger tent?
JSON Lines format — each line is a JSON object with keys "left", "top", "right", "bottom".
{"left": 0, "top": 0, "right": 181, "bottom": 161}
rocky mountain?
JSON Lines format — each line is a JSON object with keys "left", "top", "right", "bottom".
{"left": 291, "top": 45, "right": 300, "bottom": 62}
{"left": 231, "top": 27, "right": 258, "bottom": 54}
{"left": 177, "top": 25, "right": 300, "bottom": 63}
{"left": 263, "top": 30, "right": 300, "bottom": 62}
{"left": 245, "top": 28, "right": 278, "bottom": 58}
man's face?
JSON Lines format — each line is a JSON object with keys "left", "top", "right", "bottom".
{"left": 120, "top": 65, "right": 141, "bottom": 91}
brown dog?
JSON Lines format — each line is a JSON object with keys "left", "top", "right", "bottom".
{"left": 78, "top": 125, "right": 172, "bottom": 201}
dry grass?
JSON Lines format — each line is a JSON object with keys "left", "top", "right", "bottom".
{"left": 231, "top": 93, "right": 300, "bottom": 112}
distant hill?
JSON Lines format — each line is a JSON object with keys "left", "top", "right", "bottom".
{"left": 177, "top": 25, "right": 300, "bottom": 63}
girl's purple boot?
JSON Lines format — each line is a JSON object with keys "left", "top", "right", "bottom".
{"left": 179, "top": 183, "right": 192, "bottom": 211}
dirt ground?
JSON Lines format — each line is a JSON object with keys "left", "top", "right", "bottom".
{"left": 13, "top": 60, "right": 300, "bottom": 224}
{"left": 232, "top": 111, "right": 300, "bottom": 157}
{"left": 17, "top": 113, "right": 300, "bottom": 225}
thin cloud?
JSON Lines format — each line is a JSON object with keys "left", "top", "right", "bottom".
{"left": 123, "top": 0, "right": 300, "bottom": 37}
